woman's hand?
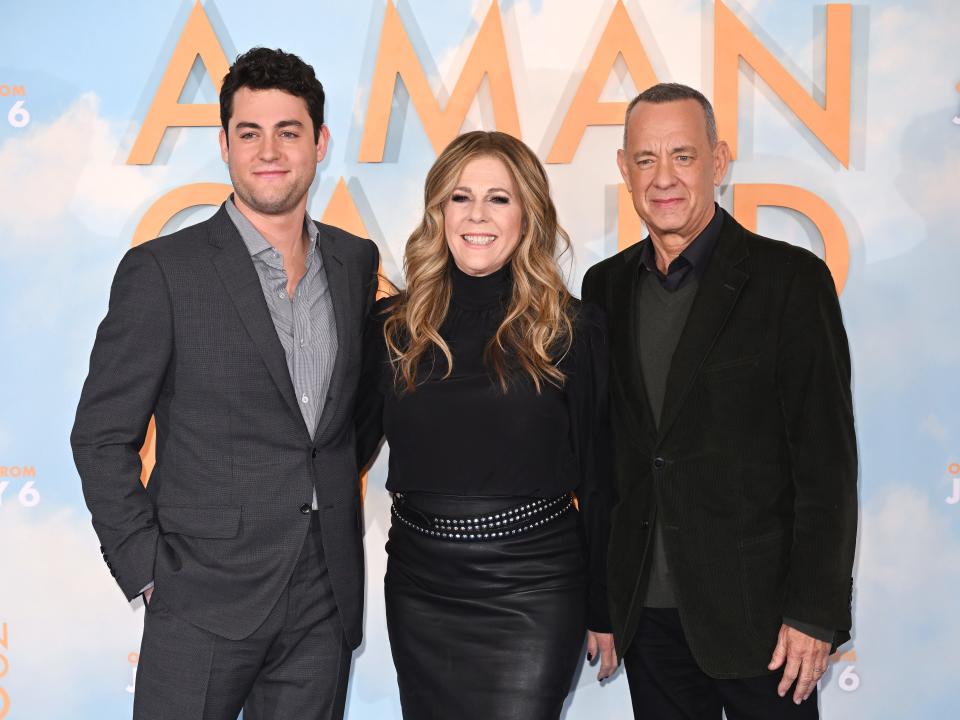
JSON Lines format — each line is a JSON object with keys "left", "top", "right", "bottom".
{"left": 586, "top": 631, "right": 618, "bottom": 681}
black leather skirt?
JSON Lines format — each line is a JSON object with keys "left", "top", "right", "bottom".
{"left": 385, "top": 492, "right": 588, "bottom": 720}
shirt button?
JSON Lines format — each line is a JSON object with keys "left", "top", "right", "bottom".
{"left": 299, "top": 504, "right": 311, "bottom": 514}
{"left": 300, "top": 337, "right": 305, "bottom": 347}
{"left": 653, "top": 457, "right": 666, "bottom": 470}
{"left": 301, "top": 394, "right": 309, "bottom": 404}
{"left": 278, "top": 289, "right": 285, "bottom": 298}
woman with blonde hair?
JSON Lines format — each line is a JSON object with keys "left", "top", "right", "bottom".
{"left": 356, "top": 130, "right": 616, "bottom": 718}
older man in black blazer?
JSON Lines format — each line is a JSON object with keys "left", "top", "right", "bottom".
{"left": 71, "top": 49, "right": 378, "bottom": 719}
{"left": 582, "top": 83, "right": 857, "bottom": 718}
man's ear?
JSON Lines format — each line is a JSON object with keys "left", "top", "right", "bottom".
{"left": 316, "top": 124, "right": 331, "bottom": 163}
{"left": 617, "top": 148, "right": 632, "bottom": 192}
{"left": 712, "top": 139, "right": 731, "bottom": 186}
{"left": 219, "top": 128, "right": 229, "bottom": 163}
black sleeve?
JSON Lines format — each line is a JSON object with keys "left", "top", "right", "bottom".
{"left": 354, "top": 296, "right": 394, "bottom": 470}
{"left": 70, "top": 245, "right": 170, "bottom": 600}
{"left": 568, "top": 302, "right": 614, "bottom": 632}
{"left": 776, "top": 255, "right": 858, "bottom": 640}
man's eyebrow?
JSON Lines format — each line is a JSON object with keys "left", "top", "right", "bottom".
{"left": 275, "top": 120, "right": 305, "bottom": 130}
{"left": 671, "top": 145, "right": 698, "bottom": 154}
{"left": 234, "top": 121, "right": 262, "bottom": 131}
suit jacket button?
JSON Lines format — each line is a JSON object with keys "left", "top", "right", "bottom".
{"left": 653, "top": 457, "right": 666, "bottom": 469}
{"left": 311, "top": 448, "right": 318, "bottom": 458}
{"left": 299, "top": 504, "right": 312, "bottom": 514}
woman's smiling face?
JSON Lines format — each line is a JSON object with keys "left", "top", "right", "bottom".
{"left": 443, "top": 155, "right": 523, "bottom": 277}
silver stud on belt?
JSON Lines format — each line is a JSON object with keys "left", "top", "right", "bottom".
{"left": 391, "top": 494, "right": 574, "bottom": 541}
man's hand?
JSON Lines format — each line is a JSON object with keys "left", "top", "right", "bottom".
{"left": 767, "top": 624, "right": 830, "bottom": 704}
{"left": 586, "top": 631, "right": 618, "bottom": 681}
{"left": 143, "top": 586, "right": 154, "bottom": 606}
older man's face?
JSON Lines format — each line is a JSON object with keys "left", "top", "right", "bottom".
{"left": 618, "top": 99, "right": 728, "bottom": 247}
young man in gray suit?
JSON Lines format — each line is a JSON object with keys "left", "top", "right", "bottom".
{"left": 71, "top": 48, "right": 379, "bottom": 719}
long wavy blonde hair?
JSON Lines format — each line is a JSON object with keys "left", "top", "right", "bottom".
{"left": 384, "top": 130, "right": 574, "bottom": 394}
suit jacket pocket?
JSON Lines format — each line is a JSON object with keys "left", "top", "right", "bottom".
{"left": 157, "top": 505, "right": 241, "bottom": 539}
{"left": 701, "top": 354, "right": 761, "bottom": 378}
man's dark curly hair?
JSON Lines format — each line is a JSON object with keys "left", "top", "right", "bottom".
{"left": 219, "top": 47, "right": 325, "bottom": 143}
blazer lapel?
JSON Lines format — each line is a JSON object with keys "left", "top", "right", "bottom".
{"left": 207, "top": 206, "right": 306, "bottom": 431}
{"left": 312, "top": 223, "right": 351, "bottom": 442}
{"left": 657, "top": 214, "right": 750, "bottom": 442}
{"left": 610, "top": 243, "right": 659, "bottom": 444}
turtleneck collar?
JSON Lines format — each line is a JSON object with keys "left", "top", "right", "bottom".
{"left": 450, "top": 261, "right": 512, "bottom": 310}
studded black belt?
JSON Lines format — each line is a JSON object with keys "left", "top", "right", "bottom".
{"left": 391, "top": 492, "right": 574, "bottom": 541}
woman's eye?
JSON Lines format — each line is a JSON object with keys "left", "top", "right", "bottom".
{"left": 490, "top": 195, "right": 510, "bottom": 205}
{"left": 450, "top": 193, "right": 470, "bottom": 203}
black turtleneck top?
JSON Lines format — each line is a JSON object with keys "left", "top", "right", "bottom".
{"left": 355, "top": 262, "right": 613, "bottom": 630}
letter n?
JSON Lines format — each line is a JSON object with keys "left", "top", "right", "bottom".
{"left": 127, "top": 2, "right": 230, "bottom": 165}
{"left": 713, "top": 1, "right": 852, "bottom": 167}
{"left": 358, "top": 1, "right": 520, "bottom": 161}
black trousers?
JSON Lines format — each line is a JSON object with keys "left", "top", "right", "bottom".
{"left": 133, "top": 513, "right": 351, "bottom": 720}
{"left": 623, "top": 608, "right": 819, "bottom": 720}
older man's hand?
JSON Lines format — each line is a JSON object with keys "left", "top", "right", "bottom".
{"left": 767, "top": 624, "right": 830, "bottom": 704}
{"left": 586, "top": 631, "right": 618, "bottom": 681}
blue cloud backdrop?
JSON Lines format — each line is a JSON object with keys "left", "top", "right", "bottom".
{"left": 1, "top": 1, "right": 957, "bottom": 717}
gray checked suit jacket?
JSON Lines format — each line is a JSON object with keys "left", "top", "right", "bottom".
{"left": 71, "top": 205, "right": 379, "bottom": 648}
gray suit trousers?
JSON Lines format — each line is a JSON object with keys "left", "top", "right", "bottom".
{"left": 133, "top": 514, "right": 350, "bottom": 720}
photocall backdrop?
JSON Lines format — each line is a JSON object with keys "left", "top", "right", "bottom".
{"left": 1, "top": 0, "right": 958, "bottom": 717}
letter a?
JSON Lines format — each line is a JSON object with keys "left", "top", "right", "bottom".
{"left": 127, "top": 2, "right": 230, "bottom": 165}
{"left": 547, "top": 1, "right": 658, "bottom": 163}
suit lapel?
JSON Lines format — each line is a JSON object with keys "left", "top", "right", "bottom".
{"left": 657, "top": 215, "right": 750, "bottom": 442}
{"left": 312, "top": 223, "right": 351, "bottom": 442}
{"left": 207, "top": 206, "right": 306, "bottom": 431}
{"left": 610, "top": 243, "right": 658, "bottom": 442}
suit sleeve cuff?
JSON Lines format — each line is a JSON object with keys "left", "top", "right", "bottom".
{"left": 783, "top": 617, "right": 835, "bottom": 644}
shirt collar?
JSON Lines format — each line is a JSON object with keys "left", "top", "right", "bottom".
{"left": 225, "top": 195, "right": 319, "bottom": 259}
{"left": 639, "top": 203, "right": 723, "bottom": 291}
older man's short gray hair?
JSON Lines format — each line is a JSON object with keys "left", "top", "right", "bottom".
{"left": 623, "top": 83, "right": 719, "bottom": 149}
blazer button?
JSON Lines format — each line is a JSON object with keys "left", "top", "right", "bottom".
{"left": 299, "top": 504, "right": 312, "bottom": 514}
{"left": 311, "top": 448, "right": 318, "bottom": 458}
{"left": 653, "top": 457, "right": 666, "bottom": 470}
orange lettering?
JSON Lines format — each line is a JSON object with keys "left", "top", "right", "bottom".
{"left": 359, "top": 1, "right": 520, "bottom": 161}
{"left": 547, "top": 1, "right": 658, "bottom": 163}
{"left": 132, "top": 183, "right": 233, "bottom": 248}
{"left": 733, "top": 183, "right": 849, "bottom": 293}
{"left": 127, "top": 2, "right": 230, "bottom": 165}
{"left": 714, "top": 1, "right": 852, "bottom": 166}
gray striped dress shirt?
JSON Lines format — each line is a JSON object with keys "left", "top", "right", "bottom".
{"left": 225, "top": 198, "right": 339, "bottom": 443}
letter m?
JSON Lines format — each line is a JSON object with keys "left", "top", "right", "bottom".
{"left": 358, "top": 1, "right": 520, "bottom": 161}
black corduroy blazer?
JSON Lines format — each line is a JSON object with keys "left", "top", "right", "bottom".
{"left": 582, "top": 209, "right": 857, "bottom": 678}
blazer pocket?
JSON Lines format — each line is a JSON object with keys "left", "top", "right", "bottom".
{"left": 702, "top": 354, "right": 761, "bottom": 374}
{"left": 157, "top": 505, "right": 241, "bottom": 539}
